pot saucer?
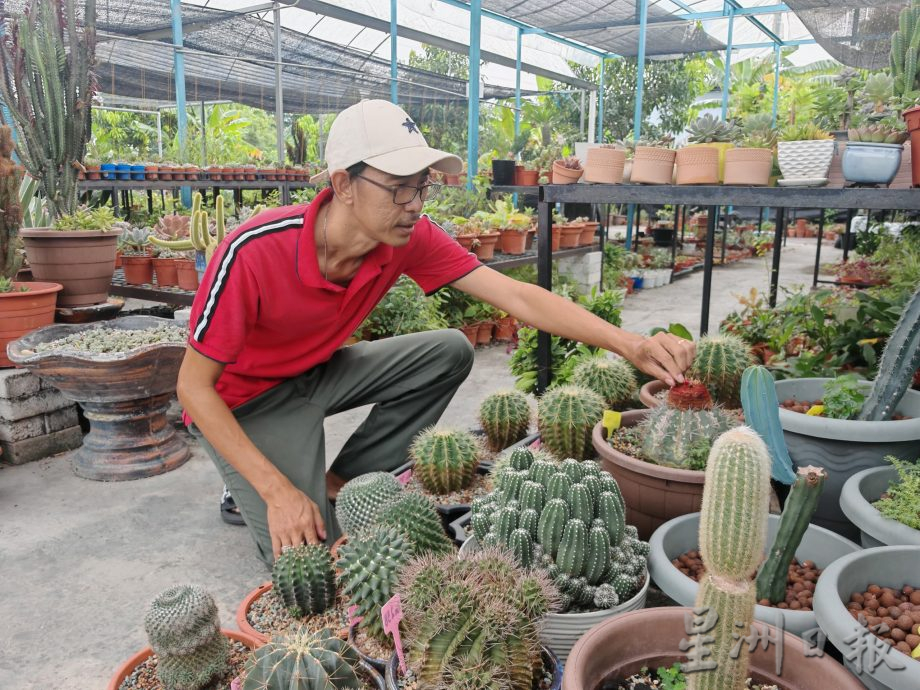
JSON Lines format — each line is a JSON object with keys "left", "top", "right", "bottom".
{"left": 777, "top": 177, "right": 829, "bottom": 187}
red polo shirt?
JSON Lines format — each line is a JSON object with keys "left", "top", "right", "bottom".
{"left": 185, "top": 187, "right": 481, "bottom": 422}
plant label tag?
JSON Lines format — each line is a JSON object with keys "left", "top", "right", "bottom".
{"left": 382, "top": 594, "right": 407, "bottom": 673}
{"left": 529, "top": 438, "right": 542, "bottom": 450}
{"left": 347, "top": 604, "right": 363, "bottom": 627}
{"left": 603, "top": 410, "right": 622, "bottom": 438}
{"left": 230, "top": 677, "right": 242, "bottom": 690}
{"left": 396, "top": 469, "right": 412, "bottom": 486}
{"left": 194, "top": 250, "right": 207, "bottom": 272}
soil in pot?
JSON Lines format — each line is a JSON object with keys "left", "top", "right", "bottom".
{"left": 241, "top": 583, "right": 350, "bottom": 643}
{"left": 402, "top": 471, "right": 491, "bottom": 515}
{"left": 779, "top": 398, "right": 912, "bottom": 421}
{"left": 388, "top": 650, "right": 559, "bottom": 689}
{"left": 602, "top": 664, "right": 779, "bottom": 690}
{"left": 844, "top": 584, "right": 920, "bottom": 658}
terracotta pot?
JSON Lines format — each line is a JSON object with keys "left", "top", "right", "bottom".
{"left": 559, "top": 225, "right": 583, "bottom": 249}
{"left": 121, "top": 255, "right": 153, "bottom": 285}
{"left": 526, "top": 227, "right": 536, "bottom": 250}
{"left": 84, "top": 164, "right": 101, "bottom": 180}
{"left": 584, "top": 147, "right": 625, "bottom": 184}
{"left": 562, "top": 607, "right": 863, "bottom": 690}
{"left": 796, "top": 218, "right": 808, "bottom": 236}
{"left": 460, "top": 323, "right": 478, "bottom": 347}
{"left": 236, "top": 582, "right": 349, "bottom": 645}
{"left": 906, "top": 106, "right": 920, "bottom": 186}
{"left": 20, "top": 229, "right": 118, "bottom": 307}
{"left": 476, "top": 321, "right": 493, "bottom": 345}
{"left": 630, "top": 146, "right": 676, "bottom": 184}
{"left": 472, "top": 231, "right": 500, "bottom": 260}
{"left": 107, "top": 629, "right": 260, "bottom": 690}
{"left": 517, "top": 169, "right": 539, "bottom": 186}
{"left": 550, "top": 226, "right": 561, "bottom": 251}
{"left": 172, "top": 167, "right": 186, "bottom": 181}
{"left": 493, "top": 316, "right": 516, "bottom": 342}
{"left": 591, "top": 413, "right": 704, "bottom": 540}
{"left": 456, "top": 234, "right": 477, "bottom": 251}
{"left": 152, "top": 257, "right": 179, "bottom": 287}
{"left": 0, "top": 282, "right": 62, "bottom": 368}
{"left": 551, "top": 160, "right": 584, "bottom": 184}
{"left": 175, "top": 259, "right": 199, "bottom": 291}
{"left": 145, "top": 165, "right": 159, "bottom": 181}
{"left": 723, "top": 147, "right": 773, "bottom": 186}
{"left": 675, "top": 145, "right": 719, "bottom": 185}
{"left": 114, "top": 251, "right": 122, "bottom": 269}
{"left": 263, "top": 168, "right": 275, "bottom": 181}
{"left": 499, "top": 229, "right": 527, "bottom": 254}
{"left": 578, "top": 222, "right": 598, "bottom": 246}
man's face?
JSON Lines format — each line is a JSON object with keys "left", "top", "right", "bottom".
{"left": 349, "top": 167, "right": 430, "bottom": 247}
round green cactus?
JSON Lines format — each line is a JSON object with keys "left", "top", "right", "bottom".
{"left": 334, "top": 471, "right": 403, "bottom": 536}
{"left": 409, "top": 426, "right": 481, "bottom": 495}
{"left": 479, "top": 390, "right": 531, "bottom": 452}
{"left": 509, "top": 447, "right": 535, "bottom": 471}
{"left": 143, "top": 584, "right": 229, "bottom": 690}
{"left": 378, "top": 492, "right": 454, "bottom": 556}
{"left": 571, "top": 356, "right": 638, "bottom": 409}
{"left": 509, "top": 527, "right": 535, "bottom": 568}
{"left": 241, "top": 627, "right": 362, "bottom": 690}
{"left": 638, "top": 405, "right": 740, "bottom": 469}
{"left": 537, "top": 384, "right": 605, "bottom": 460}
{"left": 689, "top": 333, "right": 755, "bottom": 407}
{"left": 271, "top": 544, "right": 336, "bottom": 618}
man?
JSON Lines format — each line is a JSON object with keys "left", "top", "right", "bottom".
{"left": 179, "top": 100, "right": 695, "bottom": 567}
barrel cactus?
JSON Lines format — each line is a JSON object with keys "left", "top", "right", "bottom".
{"left": 271, "top": 544, "right": 336, "bottom": 618}
{"left": 689, "top": 333, "right": 754, "bottom": 407}
{"left": 689, "top": 427, "right": 771, "bottom": 690}
{"left": 334, "top": 471, "right": 403, "bottom": 536}
{"left": 409, "top": 426, "right": 481, "bottom": 494}
{"left": 571, "top": 356, "right": 638, "bottom": 409}
{"left": 143, "top": 585, "right": 229, "bottom": 690}
{"left": 242, "top": 627, "right": 362, "bottom": 690}
{"left": 638, "top": 404, "right": 740, "bottom": 469}
{"left": 478, "top": 389, "right": 531, "bottom": 452}
{"left": 377, "top": 492, "right": 455, "bottom": 555}
{"left": 537, "top": 384, "right": 605, "bottom": 461}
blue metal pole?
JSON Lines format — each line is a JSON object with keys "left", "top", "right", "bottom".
{"left": 467, "top": 0, "right": 482, "bottom": 189}
{"left": 597, "top": 56, "right": 605, "bottom": 143}
{"left": 171, "top": 0, "right": 189, "bottom": 206}
{"left": 772, "top": 43, "right": 781, "bottom": 127}
{"left": 721, "top": 7, "right": 735, "bottom": 120}
{"left": 514, "top": 28, "right": 522, "bottom": 139}
{"left": 390, "top": 0, "right": 398, "bottom": 104}
{"left": 632, "top": 0, "right": 649, "bottom": 141}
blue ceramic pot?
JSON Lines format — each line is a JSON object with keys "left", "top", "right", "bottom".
{"left": 100, "top": 163, "right": 117, "bottom": 180}
{"left": 115, "top": 163, "right": 131, "bottom": 180}
{"left": 841, "top": 142, "right": 903, "bottom": 185}
{"left": 630, "top": 275, "right": 644, "bottom": 290}
{"left": 130, "top": 164, "right": 145, "bottom": 180}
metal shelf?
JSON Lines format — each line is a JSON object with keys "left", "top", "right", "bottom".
{"left": 109, "top": 269, "right": 196, "bottom": 306}
{"left": 80, "top": 179, "right": 314, "bottom": 191}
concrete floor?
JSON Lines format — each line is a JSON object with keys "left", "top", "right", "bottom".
{"left": 0, "top": 238, "right": 841, "bottom": 689}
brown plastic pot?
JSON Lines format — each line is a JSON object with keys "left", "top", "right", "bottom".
{"left": 455, "top": 234, "right": 477, "bottom": 252}
{"left": 579, "top": 223, "right": 598, "bottom": 246}
{"left": 20, "top": 228, "right": 117, "bottom": 307}
{"left": 152, "top": 257, "right": 179, "bottom": 287}
{"left": 472, "top": 231, "right": 500, "bottom": 260}
{"left": 675, "top": 146, "right": 719, "bottom": 185}
{"left": 0, "top": 282, "right": 62, "bottom": 368}
{"left": 175, "top": 259, "right": 199, "bottom": 291}
{"left": 517, "top": 169, "right": 539, "bottom": 185}
{"left": 460, "top": 323, "right": 478, "bottom": 347}
{"left": 121, "top": 255, "right": 153, "bottom": 285}
{"left": 562, "top": 607, "right": 862, "bottom": 690}
{"left": 476, "top": 321, "right": 493, "bottom": 345}
{"left": 639, "top": 379, "right": 667, "bottom": 408}
{"left": 494, "top": 316, "right": 516, "bottom": 342}
{"left": 499, "top": 229, "right": 527, "bottom": 254}
{"left": 592, "top": 413, "right": 705, "bottom": 540}
{"left": 559, "top": 225, "right": 583, "bottom": 249}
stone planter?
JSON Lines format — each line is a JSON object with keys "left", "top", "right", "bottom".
{"left": 777, "top": 140, "right": 835, "bottom": 183}
{"left": 814, "top": 545, "right": 920, "bottom": 689}
{"left": 774, "top": 378, "right": 920, "bottom": 540}
{"left": 648, "top": 512, "right": 860, "bottom": 637}
{"left": 841, "top": 142, "right": 904, "bottom": 186}
{"left": 839, "top": 466, "right": 920, "bottom": 548}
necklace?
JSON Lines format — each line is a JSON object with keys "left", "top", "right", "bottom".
{"left": 322, "top": 206, "right": 329, "bottom": 282}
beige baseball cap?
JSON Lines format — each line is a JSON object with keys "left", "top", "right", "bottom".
{"left": 311, "top": 100, "right": 462, "bottom": 183}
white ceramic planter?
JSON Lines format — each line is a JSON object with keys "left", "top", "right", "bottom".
{"left": 839, "top": 466, "right": 920, "bottom": 548}
{"left": 778, "top": 140, "right": 835, "bottom": 182}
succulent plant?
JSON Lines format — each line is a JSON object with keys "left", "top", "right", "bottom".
{"left": 571, "top": 356, "right": 638, "bottom": 409}
{"left": 377, "top": 492, "right": 455, "bottom": 556}
{"left": 734, "top": 113, "right": 777, "bottom": 149}
{"left": 242, "top": 627, "right": 362, "bottom": 690}
{"left": 32, "top": 324, "right": 186, "bottom": 355}
{"left": 666, "top": 380, "right": 713, "bottom": 410}
{"left": 271, "top": 544, "right": 336, "bottom": 618}
{"left": 119, "top": 227, "right": 151, "bottom": 256}
{"left": 336, "top": 526, "right": 412, "bottom": 641}
{"left": 143, "top": 584, "right": 229, "bottom": 690}
{"left": 334, "top": 471, "right": 403, "bottom": 537}
{"left": 638, "top": 404, "right": 739, "bottom": 469}
{"left": 779, "top": 122, "right": 833, "bottom": 142}
{"left": 409, "top": 426, "right": 481, "bottom": 495}
{"left": 478, "top": 390, "right": 531, "bottom": 452}
{"left": 558, "top": 155, "right": 582, "bottom": 170}
{"left": 687, "top": 113, "right": 734, "bottom": 144}
{"left": 848, "top": 125, "right": 909, "bottom": 144}
{"left": 689, "top": 333, "right": 755, "bottom": 407}
{"left": 537, "top": 384, "right": 605, "bottom": 461}
{"left": 152, "top": 213, "right": 191, "bottom": 241}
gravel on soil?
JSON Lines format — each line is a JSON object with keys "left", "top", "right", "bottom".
{"left": 405, "top": 472, "right": 491, "bottom": 507}
{"left": 245, "top": 586, "right": 349, "bottom": 639}
{"left": 600, "top": 668, "right": 778, "bottom": 689}
{"left": 846, "top": 584, "right": 920, "bottom": 657}
{"left": 117, "top": 639, "right": 249, "bottom": 690}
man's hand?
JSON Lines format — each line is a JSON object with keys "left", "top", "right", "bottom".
{"left": 265, "top": 482, "right": 327, "bottom": 558}
{"left": 623, "top": 331, "right": 696, "bottom": 387}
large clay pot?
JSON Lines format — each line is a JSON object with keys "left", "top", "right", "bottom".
{"left": 20, "top": 229, "right": 117, "bottom": 307}
{"left": 839, "top": 466, "right": 920, "bottom": 548}
{"left": 724, "top": 147, "right": 773, "bottom": 186}
{"left": 0, "top": 281, "right": 62, "bottom": 368}
{"left": 583, "top": 147, "right": 625, "bottom": 184}
{"left": 675, "top": 146, "right": 719, "bottom": 185}
{"left": 630, "top": 146, "right": 676, "bottom": 184}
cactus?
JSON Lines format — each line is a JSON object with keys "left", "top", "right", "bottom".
{"left": 571, "top": 356, "right": 638, "bottom": 409}
{"left": 638, "top": 404, "right": 740, "bottom": 469}
{"left": 755, "top": 466, "right": 827, "bottom": 604}
{"left": 689, "top": 334, "right": 754, "bottom": 407}
{"left": 336, "top": 526, "right": 412, "bottom": 641}
{"left": 271, "top": 544, "right": 336, "bottom": 618}
{"left": 859, "top": 285, "right": 920, "bottom": 421}
{"left": 890, "top": 0, "right": 920, "bottom": 97}
{"left": 740, "top": 366, "right": 797, "bottom": 484}
{"left": 151, "top": 193, "right": 226, "bottom": 264}
{"left": 689, "top": 427, "right": 772, "bottom": 690}
{"left": 667, "top": 380, "right": 713, "bottom": 411}
{"left": 0, "top": 126, "right": 23, "bottom": 281}
{"left": 143, "top": 584, "right": 229, "bottom": 690}
{"left": 241, "top": 627, "right": 362, "bottom": 690}
{"left": 479, "top": 390, "right": 531, "bottom": 452}
{"left": 409, "top": 426, "right": 481, "bottom": 495}
{"left": 537, "top": 384, "right": 605, "bottom": 460}
{"left": 377, "top": 492, "right": 454, "bottom": 556}
{"left": 334, "top": 471, "right": 403, "bottom": 537}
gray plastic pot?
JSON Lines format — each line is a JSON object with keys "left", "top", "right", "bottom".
{"left": 814, "top": 545, "right": 920, "bottom": 690}
{"left": 648, "top": 512, "right": 860, "bottom": 637}
{"left": 774, "top": 378, "right": 920, "bottom": 540}
{"left": 840, "top": 466, "right": 920, "bottom": 548}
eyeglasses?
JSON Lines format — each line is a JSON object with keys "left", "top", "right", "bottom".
{"left": 354, "top": 174, "right": 442, "bottom": 206}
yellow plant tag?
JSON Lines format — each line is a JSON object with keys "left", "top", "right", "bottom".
{"left": 602, "top": 410, "right": 622, "bottom": 438}
{"left": 913, "top": 641, "right": 920, "bottom": 659}
{"left": 806, "top": 405, "right": 825, "bottom": 416}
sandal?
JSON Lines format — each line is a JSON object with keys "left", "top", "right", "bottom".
{"left": 220, "top": 491, "right": 246, "bottom": 526}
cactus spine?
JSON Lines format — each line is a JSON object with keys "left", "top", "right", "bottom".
{"left": 409, "top": 426, "right": 481, "bottom": 494}
{"left": 0, "top": 126, "right": 23, "bottom": 281}
{"left": 890, "top": 0, "right": 920, "bottom": 96}
{"left": 242, "top": 627, "right": 362, "bottom": 690}
{"left": 689, "top": 334, "right": 754, "bottom": 408}
{"left": 479, "top": 390, "right": 531, "bottom": 452}
{"left": 377, "top": 492, "right": 454, "bottom": 555}
{"left": 571, "top": 356, "right": 638, "bottom": 409}
{"left": 537, "top": 384, "right": 605, "bottom": 460}
{"left": 334, "top": 471, "right": 403, "bottom": 537}
{"left": 638, "top": 405, "right": 739, "bottom": 469}
{"left": 690, "top": 427, "right": 772, "bottom": 690}
{"left": 271, "top": 544, "right": 336, "bottom": 618}
{"left": 143, "top": 585, "right": 229, "bottom": 690}
{"left": 859, "top": 285, "right": 920, "bottom": 421}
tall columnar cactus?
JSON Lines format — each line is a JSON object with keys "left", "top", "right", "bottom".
{"left": 143, "top": 585, "right": 229, "bottom": 690}
{"left": 377, "top": 492, "right": 454, "bottom": 555}
{"left": 151, "top": 192, "right": 226, "bottom": 264}
{"left": 859, "top": 285, "right": 920, "bottom": 421}
{"left": 890, "top": 0, "right": 920, "bottom": 97}
{"left": 478, "top": 389, "right": 531, "bottom": 452}
{"left": 689, "top": 334, "right": 755, "bottom": 407}
{"left": 398, "top": 546, "right": 558, "bottom": 690}
{"left": 241, "top": 627, "right": 362, "bottom": 690}
{"left": 689, "top": 427, "right": 772, "bottom": 690}
{"left": 740, "top": 366, "right": 797, "bottom": 484}
{"left": 638, "top": 404, "right": 739, "bottom": 469}
{"left": 409, "top": 426, "right": 481, "bottom": 495}
{"left": 0, "top": 126, "right": 23, "bottom": 281}
{"left": 271, "top": 544, "right": 336, "bottom": 618}
{"left": 571, "top": 356, "right": 638, "bottom": 409}
{"left": 537, "top": 384, "right": 605, "bottom": 461}
{"left": 334, "top": 471, "right": 403, "bottom": 537}
{"left": 336, "top": 527, "right": 412, "bottom": 641}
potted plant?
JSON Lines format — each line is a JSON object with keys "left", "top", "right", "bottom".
{"left": 676, "top": 113, "right": 733, "bottom": 184}
{"left": 630, "top": 136, "right": 677, "bottom": 185}
{"left": 725, "top": 114, "right": 777, "bottom": 186}
{"left": 583, "top": 144, "right": 625, "bottom": 184}
{"left": 152, "top": 247, "right": 181, "bottom": 288}
{"left": 551, "top": 155, "right": 584, "bottom": 184}
{"left": 842, "top": 124, "right": 908, "bottom": 186}
{"left": 552, "top": 210, "right": 581, "bottom": 249}
{"left": 651, "top": 206, "right": 676, "bottom": 247}
{"left": 119, "top": 227, "right": 153, "bottom": 286}
{"left": 777, "top": 122, "right": 835, "bottom": 185}
{"left": 574, "top": 215, "right": 599, "bottom": 246}
{"left": 840, "top": 457, "right": 920, "bottom": 548}
{"left": 490, "top": 196, "right": 531, "bottom": 255}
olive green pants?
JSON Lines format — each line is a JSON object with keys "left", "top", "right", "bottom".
{"left": 190, "top": 329, "right": 474, "bottom": 567}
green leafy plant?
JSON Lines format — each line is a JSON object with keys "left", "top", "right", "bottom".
{"left": 822, "top": 373, "right": 866, "bottom": 420}
{"left": 656, "top": 663, "right": 687, "bottom": 690}
{"left": 53, "top": 206, "right": 117, "bottom": 232}
{"left": 779, "top": 122, "right": 832, "bottom": 141}
{"left": 361, "top": 276, "right": 446, "bottom": 339}
{"left": 874, "top": 456, "right": 920, "bottom": 530}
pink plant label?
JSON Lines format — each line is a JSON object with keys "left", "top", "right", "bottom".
{"left": 381, "top": 593, "right": 407, "bottom": 673}
{"left": 230, "top": 677, "right": 241, "bottom": 690}
{"left": 396, "top": 469, "right": 413, "bottom": 486}
{"left": 529, "top": 439, "right": 542, "bottom": 450}
{"left": 347, "top": 604, "right": 363, "bottom": 627}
